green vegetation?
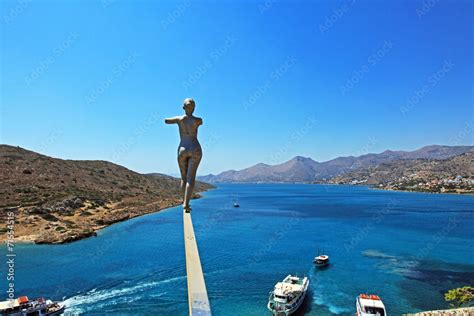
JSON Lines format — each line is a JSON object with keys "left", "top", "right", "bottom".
{"left": 445, "top": 286, "right": 474, "bottom": 307}
{"left": 40, "top": 213, "right": 59, "bottom": 222}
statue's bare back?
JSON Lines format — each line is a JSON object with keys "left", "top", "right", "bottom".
{"left": 165, "top": 98, "right": 203, "bottom": 212}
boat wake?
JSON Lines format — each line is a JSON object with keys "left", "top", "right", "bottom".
{"left": 309, "top": 267, "right": 351, "bottom": 315}
{"left": 62, "top": 275, "right": 186, "bottom": 314}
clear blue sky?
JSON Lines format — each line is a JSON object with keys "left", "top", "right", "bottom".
{"left": 1, "top": 0, "right": 472, "bottom": 175}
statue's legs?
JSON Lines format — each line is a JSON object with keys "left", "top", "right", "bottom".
{"left": 178, "top": 146, "right": 202, "bottom": 212}
{"left": 178, "top": 155, "right": 188, "bottom": 204}
{"left": 183, "top": 154, "right": 202, "bottom": 212}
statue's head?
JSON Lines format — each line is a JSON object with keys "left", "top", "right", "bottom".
{"left": 183, "top": 98, "right": 195, "bottom": 115}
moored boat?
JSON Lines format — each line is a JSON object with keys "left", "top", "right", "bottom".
{"left": 356, "top": 294, "right": 386, "bottom": 316}
{"left": 0, "top": 296, "right": 65, "bottom": 316}
{"left": 267, "top": 275, "right": 309, "bottom": 315}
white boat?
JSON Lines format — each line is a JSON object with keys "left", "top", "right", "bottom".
{"left": 313, "top": 254, "right": 329, "bottom": 266}
{"left": 0, "top": 296, "right": 65, "bottom": 316}
{"left": 356, "top": 294, "right": 386, "bottom": 316}
{"left": 313, "top": 248, "right": 329, "bottom": 267}
{"left": 267, "top": 275, "right": 309, "bottom": 315}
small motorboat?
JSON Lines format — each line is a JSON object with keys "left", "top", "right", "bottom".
{"left": 356, "top": 294, "right": 386, "bottom": 316}
{"left": 313, "top": 254, "right": 329, "bottom": 266}
{"left": 313, "top": 248, "right": 329, "bottom": 267}
{"left": 232, "top": 192, "right": 240, "bottom": 207}
{"left": 268, "top": 275, "right": 309, "bottom": 315}
{"left": 0, "top": 296, "right": 65, "bottom": 315}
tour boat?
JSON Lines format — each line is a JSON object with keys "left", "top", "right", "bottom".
{"left": 356, "top": 294, "right": 387, "bottom": 316}
{"left": 0, "top": 296, "right": 65, "bottom": 316}
{"left": 267, "top": 275, "right": 309, "bottom": 315}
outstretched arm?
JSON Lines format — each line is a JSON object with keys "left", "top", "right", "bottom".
{"left": 165, "top": 116, "right": 181, "bottom": 124}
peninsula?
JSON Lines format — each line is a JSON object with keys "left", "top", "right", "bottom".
{"left": 0, "top": 145, "right": 214, "bottom": 244}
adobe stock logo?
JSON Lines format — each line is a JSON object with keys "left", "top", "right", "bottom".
{"left": 401, "top": 60, "right": 454, "bottom": 115}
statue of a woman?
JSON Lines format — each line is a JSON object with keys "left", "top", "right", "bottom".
{"left": 165, "top": 98, "right": 203, "bottom": 212}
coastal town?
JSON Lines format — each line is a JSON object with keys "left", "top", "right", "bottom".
{"left": 326, "top": 152, "right": 473, "bottom": 194}
{"left": 378, "top": 174, "right": 474, "bottom": 194}
{"left": 346, "top": 174, "right": 474, "bottom": 194}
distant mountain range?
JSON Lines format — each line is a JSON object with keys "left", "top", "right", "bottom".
{"left": 198, "top": 145, "right": 474, "bottom": 183}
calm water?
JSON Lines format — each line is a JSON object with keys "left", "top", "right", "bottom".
{"left": 2, "top": 184, "right": 474, "bottom": 315}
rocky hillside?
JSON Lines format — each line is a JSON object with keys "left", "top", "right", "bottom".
{"left": 0, "top": 145, "right": 213, "bottom": 244}
{"left": 404, "top": 307, "right": 474, "bottom": 316}
{"left": 326, "top": 152, "right": 474, "bottom": 194}
{"left": 199, "top": 145, "right": 473, "bottom": 183}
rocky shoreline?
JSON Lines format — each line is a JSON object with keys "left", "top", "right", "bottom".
{"left": 373, "top": 185, "right": 474, "bottom": 195}
{"left": 2, "top": 193, "right": 209, "bottom": 245}
{"left": 404, "top": 307, "right": 474, "bottom": 316}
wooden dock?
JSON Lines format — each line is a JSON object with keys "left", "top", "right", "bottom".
{"left": 183, "top": 211, "right": 212, "bottom": 316}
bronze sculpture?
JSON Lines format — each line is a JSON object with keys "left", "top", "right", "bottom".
{"left": 165, "top": 98, "right": 203, "bottom": 212}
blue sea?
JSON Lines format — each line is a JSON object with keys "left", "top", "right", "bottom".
{"left": 2, "top": 184, "right": 474, "bottom": 315}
